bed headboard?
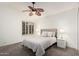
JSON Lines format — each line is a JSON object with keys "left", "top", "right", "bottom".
{"left": 41, "top": 29, "right": 57, "bottom": 38}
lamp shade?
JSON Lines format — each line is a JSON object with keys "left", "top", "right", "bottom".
{"left": 59, "top": 29, "right": 64, "bottom": 33}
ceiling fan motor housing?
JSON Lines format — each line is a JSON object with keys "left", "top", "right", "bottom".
{"left": 32, "top": 2, "right": 35, "bottom": 4}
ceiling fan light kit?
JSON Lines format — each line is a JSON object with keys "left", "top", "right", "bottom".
{"left": 23, "top": 2, "right": 44, "bottom": 16}
{"left": 29, "top": 12, "right": 33, "bottom": 16}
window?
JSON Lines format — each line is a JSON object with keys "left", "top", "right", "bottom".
{"left": 22, "top": 21, "right": 34, "bottom": 35}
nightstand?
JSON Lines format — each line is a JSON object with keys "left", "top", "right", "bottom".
{"left": 57, "top": 38, "right": 66, "bottom": 48}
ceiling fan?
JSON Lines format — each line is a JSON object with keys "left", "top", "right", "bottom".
{"left": 23, "top": 2, "right": 44, "bottom": 16}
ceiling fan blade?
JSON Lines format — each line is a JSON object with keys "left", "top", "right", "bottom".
{"left": 35, "top": 11, "right": 41, "bottom": 16}
{"left": 22, "top": 10, "right": 31, "bottom": 12}
{"left": 28, "top": 6, "right": 35, "bottom": 11}
{"left": 36, "top": 8, "right": 44, "bottom": 12}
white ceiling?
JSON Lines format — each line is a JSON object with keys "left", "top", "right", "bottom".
{"left": 1, "top": 2, "right": 78, "bottom": 15}
{"left": 36, "top": 2, "right": 78, "bottom": 15}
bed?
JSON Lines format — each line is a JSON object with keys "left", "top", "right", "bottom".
{"left": 22, "top": 29, "right": 57, "bottom": 56}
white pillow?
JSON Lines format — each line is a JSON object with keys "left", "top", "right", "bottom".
{"left": 41, "top": 32, "right": 48, "bottom": 37}
{"left": 47, "top": 32, "right": 52, "bottom": 37}
{"left": 48, "top": 32, "right": 55, "bottom": 37}
{"left": 52, "top": 32, "right": 55, "bottom": 37}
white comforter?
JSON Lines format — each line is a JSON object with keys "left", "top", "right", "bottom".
{"left": 22, "top": 35, "right": 56, "bottom": 56}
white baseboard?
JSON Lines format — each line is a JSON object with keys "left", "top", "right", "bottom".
{"left": 0, "top": 40, "right": 22, "bottom": 47}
